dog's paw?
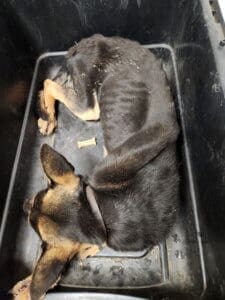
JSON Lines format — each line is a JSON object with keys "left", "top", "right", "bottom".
{"left": 38, "top": 117, "right": 57, "bottom": 136}
{"left": 37, "top": 90, "right": 57, "bottom": 136}
{"left": 10, "top": 275, "right": 32, "bottom": 300}
{"left": 78, "top": 244, "right": 100, "bottom": 260}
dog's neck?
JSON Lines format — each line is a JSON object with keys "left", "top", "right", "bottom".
{"left": 85, "top": 186, "right": 107, "bottom": 238}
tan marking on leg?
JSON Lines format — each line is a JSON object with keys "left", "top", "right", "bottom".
{"left": 37, "top": 216, "right": 99, "bottom": 260}
{"left": 44, "top": 243, "right": 80, "bottom": 261}
{"left": 43, "top": 80, "right": 56, "bottom": 114}
{"left": 38, "top": 216, "right": 99, "bottom": 259}
{"left": 10, "top": 275, "right": 32, "bottom": 300}
{"left": 11, "top": 240, "right": 100, "bottom": 299}
{"left": 38, "top": 88, "right": 57, "bottom": 135}
{"left": 78, "top": 244, "right": 100, "bottom": 259}
{"left": 52, "top": 84, "right": 100, "bottom": 121}
{"left": 38, "top": 79, "right": 100, "bottom": 135}
{"left": 37, "top": 215, "right": 100, "bottom": 259}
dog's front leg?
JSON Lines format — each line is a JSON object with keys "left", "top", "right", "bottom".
{"left": 37, "top": 79, "right": 100, "bottom": 135}
{"left": 11, "top": 275, "right": 32, "bottom": 300}
{"left": 37, "top": 79, "right": 60, "bottom": 135}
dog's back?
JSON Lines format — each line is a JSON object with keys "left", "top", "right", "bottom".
{"left": 55, "top": 35, "right": 180, "bottom": 250}
{"left": 66, "top": 35, "right": 176, "bottom": 151}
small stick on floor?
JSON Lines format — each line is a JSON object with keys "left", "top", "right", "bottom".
{"left": 77, "top": 137, "right": 97, "bottom": 149}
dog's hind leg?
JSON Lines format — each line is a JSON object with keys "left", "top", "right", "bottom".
{"left": 90, "top": 121, "right": 180, "bottom": 191}
{"left": 38, "top": 79, "right": 100, "bottom": 135}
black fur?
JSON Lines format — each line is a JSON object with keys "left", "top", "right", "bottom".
{"left": 64, "top": 35, "right": 179, "bottom": 250}
{"left": 34, "top": 35, "right": 180, "bottom": 252}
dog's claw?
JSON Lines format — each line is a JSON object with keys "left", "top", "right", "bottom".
{"left": 10, "top": 275, "right": 32, "bottom": 300}
{"left": 38, "top": 117, "right": 57, "bottom": 136}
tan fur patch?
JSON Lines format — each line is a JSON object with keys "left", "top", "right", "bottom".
{"left": 38, "top": 216, "right": 79, "bottom": 252}
{"left": 38, "top": 216, "right": 59, "bottom": 246}
{"left": 38, "top": 79, "right": 100, "bottom": 131}
{"left": 39, "top": 179, "right": 80, "bottom": 216}
{"left": 42, "top": 242, "right": 100, "bottom": 262}
{"left": 50, "top": 172, "right": 80, "bottom": 187}
{"left": 38, "top": 117, "right": 57, "bottom": 136}
{"left": 38, "top": 89, "right": 57, "bottom": 135}
{"left": 43, "top": 244, "right": 80, "bottom": 262}
{"left": 43, "top": 81, "right": 56, "bottom": 118}
{"left": 11, "top": 275, "right": 32, "bottom": 300}
{"left": 38, "top": 216, "right": 100, "bottom": 257}
{"left": 11, "top": 238, "right": 100, "bottom": 299}
{"left": 10, "top": 242, "right": 100, "bottom": 298}
{"left": 78, "top": 243, "right": 100, "bottom": 259}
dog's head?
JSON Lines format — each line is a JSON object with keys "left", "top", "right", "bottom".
{"left": 23, "top": 144, "right": 104, "bottom": 299}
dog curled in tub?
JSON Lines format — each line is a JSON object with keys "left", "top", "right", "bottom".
{"left": 12, "top": 34, "right": 180, "bottom": 300}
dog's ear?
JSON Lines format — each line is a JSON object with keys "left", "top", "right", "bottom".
{"left": 30, "top": 243, "right": 78, "bottom": 300}
{"left": 40, "top": 144, "right": 79, "bottom": 187}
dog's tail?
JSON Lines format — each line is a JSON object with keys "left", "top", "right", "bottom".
{"left": 89, "top": 121, "right": 179, "bottom": 191}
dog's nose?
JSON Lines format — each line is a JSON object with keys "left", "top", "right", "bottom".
{"left": 23, "top": 197, "right": 34, "bottom": 215}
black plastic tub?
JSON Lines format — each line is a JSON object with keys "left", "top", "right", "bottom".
{"left": 0, "top": 1, "right": 225, "bottom": 299}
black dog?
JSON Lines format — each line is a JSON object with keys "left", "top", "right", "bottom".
{"left": 17, "top": 35, "right": 180, "bottom": 300}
